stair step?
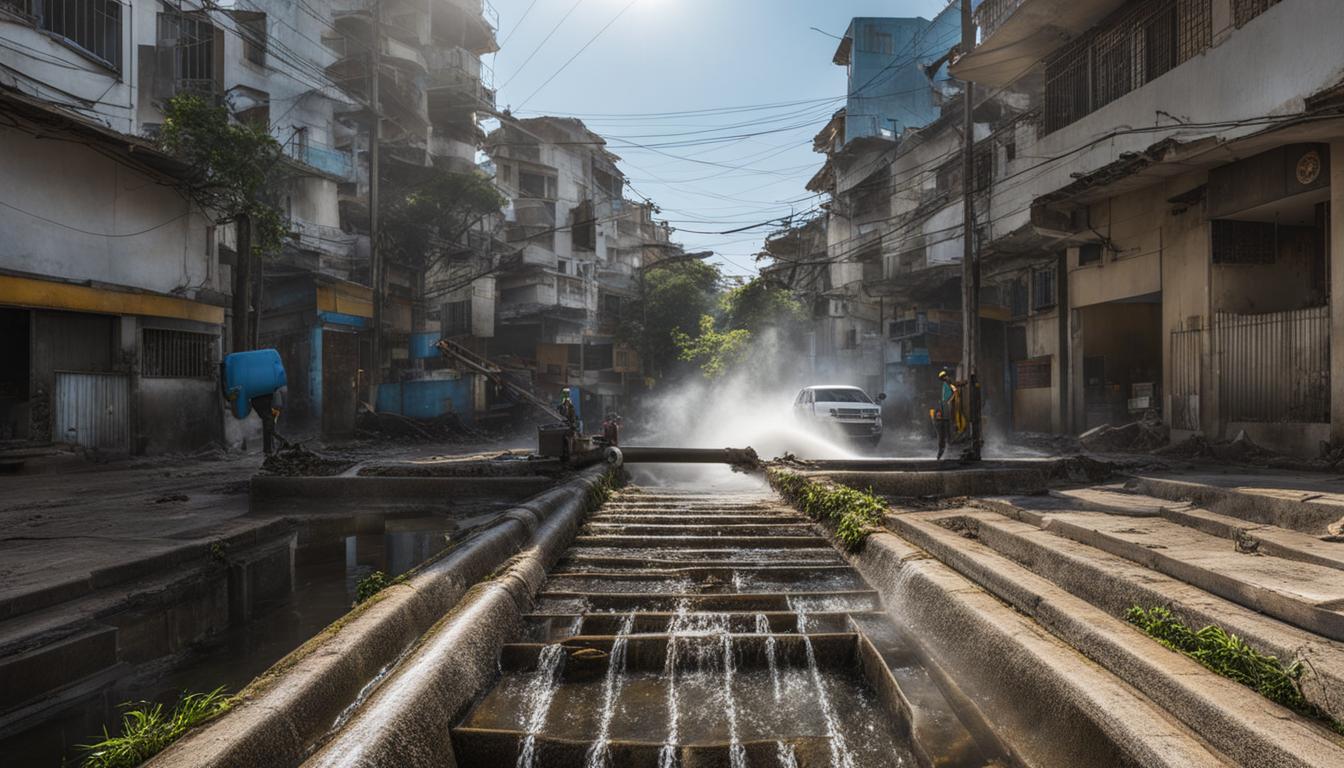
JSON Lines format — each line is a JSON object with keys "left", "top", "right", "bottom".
{"left": 573, "top": 535, "right": 830, "bottom": 549}
{"left": 451, "top": 727, "right": 836, "bottom": 767}
{"left": 534, "top": 590, "right": 881, "bottom": 614}
{"left": 519, "top": 612, "right": 860, "bottom": 641}
{"left": 543, "top": 570, "right": 865, "bottom": 595}
{"left": 498, "top": 633, "right": 857, "bottom": 675}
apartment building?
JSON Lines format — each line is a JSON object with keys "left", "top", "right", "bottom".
{"left": 0, "top": 0, "right": 228, "bottom": 452}
{"left": 957, "top": 0, "right": 1344, "bottom": 454}
{"left": 485, "top": 116, "right": 677, "bottom": 426}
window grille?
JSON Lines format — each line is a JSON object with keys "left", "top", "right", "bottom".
{"left": 443, "top": 300, "right": 471, "bottom": 336}
{"left": 142, "top": 329, "right": 213, "bottom": 378}
{"left": 1032, "top": 267, "right": 1057, "bottom": 310}
{"left": 1043, "top": 0, "right": 1211, "bottom": 133}
{"left": 1211, "top": 220, "right": 1276, "bottom": 264}
{"left": 1015, "top": 357, "right": 1052, "bottom": 389}
{"left": 1009, "top": 278, "right": 1029, "bottom": 318}
{"left": 32, "top": 0, "right": 123, "bottom": 71}
{"left": 1232, "top": 0, "right": 1281, "bottom": 27}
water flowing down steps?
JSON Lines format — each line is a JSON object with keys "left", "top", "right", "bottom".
{"left": 452, "top": 488, "right": 1011, "bottom": 768}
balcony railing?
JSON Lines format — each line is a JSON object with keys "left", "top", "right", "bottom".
{"left": 283, "top": 136, "right": 355, "bottom": 180}
{"left": 427, "top": 46, "right": 496, "bottom": 111}
{"left": 974, "top": 0, "right": 1026, "bottom": 42}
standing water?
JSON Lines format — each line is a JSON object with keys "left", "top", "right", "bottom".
{"left": 585, "top": 613, "right": 635, "bottom": 768}
{"left": 517, "top": 643, "right": 566, "bottom": 768}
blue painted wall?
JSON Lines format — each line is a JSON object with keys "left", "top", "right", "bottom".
{"left": 376, "top": 379, "right": 473, "bottom": 423}
{"left": 842, "top": 2, "right": 976, "bottom": 142}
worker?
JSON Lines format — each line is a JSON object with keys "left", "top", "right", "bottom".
{"left": 558, "top": 388, "right": 578, "bottom": 432}
{"left": 933, "top": 370, "right": 953, "bottom": 459}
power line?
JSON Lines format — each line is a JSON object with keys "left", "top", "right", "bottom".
{"left": 514, "top": 0, "right": 639, "bottom": 112}
{"left": 499, "top": 0, "right": 542, "bottom": 47}
{"left": 497, "top": 0, "right": 585, "bottom": 91}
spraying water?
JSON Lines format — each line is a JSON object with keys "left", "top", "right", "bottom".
{"left": 792, "top": 600, "right": 856, "bottom": 768}
{"left": 777, "top": 741, "right": 800, "bottom": 768}
{"left": 720, "top": 631, "right": 747, "bottom": 768}
{"left": 516, "top": 644, "right": 566, "bottom": 768}
{"left": 585, "top": 614, "right": 635, "bottom": 768}
{"left": 756, "top": 613, "right": 782, "bottom": 702}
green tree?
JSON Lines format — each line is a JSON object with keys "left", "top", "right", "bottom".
{"left": 720, "top": 277, "right": 807, "bottom": 334}
{"left": 158, "top": 94, "right": 285, "bottom": 252}
{"left": 674, "top": 315, "right": 752, "bottom": 379}
{"left": 381, "top": 165, "right": 507, "bottom": 290}
{"left": 618, "top": 258, "right": 720, "bottom": 382}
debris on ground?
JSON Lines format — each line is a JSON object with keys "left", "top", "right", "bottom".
{"left": 1153, "top": 430, "right": 1341, "bottom": 471}
{"left": 1013, "top": 431, "right": 1083, "bottom": 455}
{"left": 260, "top": 444, "right": 355, "bottom": 476}
{"left": 153, "top": 493, "right": 189, "bottom": 504}
{"left": 1080, "top": 414, "right": 1170, "bottom": 453}
{"left": 354, "top": 410, "right": 491, "bottom": 444}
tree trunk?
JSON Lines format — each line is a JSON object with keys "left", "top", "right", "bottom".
{"left": 232, "top": 213, "right": 252, "bottom": 353}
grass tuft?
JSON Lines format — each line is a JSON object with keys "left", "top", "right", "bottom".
{"left": 768, "top": 469, "right": 885, "bottom": 549}
{"left": 79, "top": 687, "right": 230, "bottom": 768}
{"left": 1127, "top": 605, "right": 1344, "bottom": 734}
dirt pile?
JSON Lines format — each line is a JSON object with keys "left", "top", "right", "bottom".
{"left": 260, "top": 444, "right": 355, "bottom": 476}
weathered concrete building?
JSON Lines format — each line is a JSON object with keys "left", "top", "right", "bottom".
{"left": 957, "top": 0, "right": 1344, "bottom": 454}
{"left": 486, "top": 116, "right": 678, "bottom": 425}
{"left": 0, "top": 4, "right": 227, "bottom": 453}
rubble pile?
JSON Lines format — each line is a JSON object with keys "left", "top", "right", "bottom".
{"left": 260, "top": 444, "right": 355, "bottom": 476}
{"left": 1080, "top": 415, "right": 1170, "bottom": 453}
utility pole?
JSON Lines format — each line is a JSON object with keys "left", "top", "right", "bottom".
{"left": 960, "top": 0, "right": 983, "bottom": 460}
{"left": 232, "top": 212, "right": 252, "bottom": 353}
{"left": 368, "top": 1, "right": 383, "bottom": 402}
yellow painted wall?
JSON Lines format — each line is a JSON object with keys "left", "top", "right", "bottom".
{"left": 0, "top": 274, "right": 223, "bottom": 325}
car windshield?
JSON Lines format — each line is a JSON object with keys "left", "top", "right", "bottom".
{"left": 812, "top": 388, "right": 872, "bottom": 404}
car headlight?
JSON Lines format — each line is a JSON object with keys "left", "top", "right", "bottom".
{"left": 829, "top": 408, "right": 838, "bottom": 417}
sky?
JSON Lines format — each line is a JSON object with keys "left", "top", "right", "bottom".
{"left": 483, "top": 0, "right": 952, "bottom": 278}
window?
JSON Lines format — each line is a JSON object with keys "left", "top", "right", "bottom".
{"left": 1032, "top": 267, "right": 1057, "bottom": 310}
{"left": 863, "top": 27, "right": 893, "bottom": 55}
{"left": 571, "top": 200, "right": 596, "bottom": 251}
{"left": 1078, "top": 243, "right": 1103, "bottom": 265}
{"left": 36, "top": 0, "right": 123, "bottom": 71}
{"left": 1211, "top": 220, "right": 1276, "bottom": 264}
{"left": 519, "top": 170, "right": 557, "bottom": 199}
{"left": 844, "top": 328, "right": 858, "bottom": 350}
{"left": 443, "top": 300, "right": 471, "bottom": 336}
{"left": 1009, "top": 277, "right": 1029, "bottom": 318}
{"left": 142, "top": 329, "right": 213, "bottom": 378}
{"left": 1043, "top": 0, "right": 1212, "bottom": 133}
{"left": 236, "top": 11, "right": 266, "bottom": 66}
{"left": 157, "top": 11, "right": 220, "bottom": 99}
{"left": 1232, "top": 0, "right": 1281, "bottom": 27}
{"left": 1015, "top": 357, "right": 1052, "bottom": 389}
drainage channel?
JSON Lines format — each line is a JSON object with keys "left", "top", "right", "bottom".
{"left": 451, "top": 486, "right": 1011, "bottom": 767}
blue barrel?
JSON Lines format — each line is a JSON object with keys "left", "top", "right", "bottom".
{"left": 222, "top": 349, "right": 287, "bottom": 419}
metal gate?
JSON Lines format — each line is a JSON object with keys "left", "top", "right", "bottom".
{"left": 1169, "top": 326, "right": 1201, "bottom": 431}
{"left": 54, "top": 371, "right": 130, "bottom": 451}
{"left": 1215, "top": 307, "right": 1329, "bottom": 423}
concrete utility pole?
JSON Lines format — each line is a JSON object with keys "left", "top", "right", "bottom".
{"left": 232, "top": 212, "right": 252, "bottom": 352}
{"left": 960, "top": 0, "right": 983, "bottom": 459}
{"left": 368, "top": 1, "right": 383, "bottom": 401}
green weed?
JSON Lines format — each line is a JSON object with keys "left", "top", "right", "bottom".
{"left": 355, "top": 570, "right": 391, "bottom": 604}
{"left": 79, "top": 687, "right": 230, "bottom": 768}
{"left": 1127, "top": 606, "right": 1343, "bottom": 734}
{"left": 768, "top": 469, "right": 885, "bottom": 549}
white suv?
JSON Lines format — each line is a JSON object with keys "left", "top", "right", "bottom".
{"left": 792, "top": 385, "right": 886, "bottom": 446}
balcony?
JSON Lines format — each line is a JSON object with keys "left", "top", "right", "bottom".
{"left": 282, "top": 136, "right": 355, "bottom": 181}
{"left": 432, "top": 0, "right": 499, "bottom": 55}
{"left": 427, "top": 47, "right": 496, "bottom": 121}
{"left": 953, "top": 0, "right": 1128, "bottom": 87}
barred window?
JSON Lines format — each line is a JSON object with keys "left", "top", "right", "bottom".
{"left": 443, "top": 300, "right": 471, "bottom": 336}
{"left": 1211, "top": 220, "right": 1276, "bottom": 264}
{"left": 143, "top": 329, "right": 214, "bottom": 378}
{"left": 1032, "top": 267, "right": 1057, "bottom": 310}
{"left": 18, "top": 0, "right": 124, "bottom": 71}
{"left": 1232, "top": 0, "right": 1281, "bottom": 27}
{"left": 1015, "top": 358, "right": 1052, "bottom": 389}
{"left": 1043, "top": 0, "right": 1212, "bottom": 133}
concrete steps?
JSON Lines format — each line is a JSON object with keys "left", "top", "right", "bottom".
{"left": 885, "top": 500, "right": 1344, "bottom": 767}
{"left": 451, "top": 488, "right": 1010, "bottom": 768}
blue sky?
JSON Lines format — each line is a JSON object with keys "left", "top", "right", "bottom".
{"left": 484, "top": 0, "right": 952, "bottom": 277}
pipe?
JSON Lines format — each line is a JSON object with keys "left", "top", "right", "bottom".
{"left": 617, "top": 446, "right": 759, "bottom": 466}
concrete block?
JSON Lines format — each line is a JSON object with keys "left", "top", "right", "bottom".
{"left": 0, "top": 626, "right": 117, "bottom": 712}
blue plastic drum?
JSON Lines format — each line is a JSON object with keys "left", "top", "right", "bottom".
{"left": 222, "top": 349, "right": 287, "bottom": 419}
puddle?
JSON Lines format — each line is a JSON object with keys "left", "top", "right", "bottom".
{"left": 1, "top": 516, "right": 466, "bottom": 767}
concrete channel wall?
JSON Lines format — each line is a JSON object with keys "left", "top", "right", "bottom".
{"left": 147, "top": 466, "right": 611, "bottom": 768}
